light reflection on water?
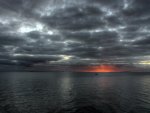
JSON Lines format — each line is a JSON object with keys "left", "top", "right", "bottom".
{"left": 0, "top": 72, "right": 150, "bottom": 113}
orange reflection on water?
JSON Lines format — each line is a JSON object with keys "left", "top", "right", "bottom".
{"left": 81, "top": 65, "right": 123, "bottom": 72}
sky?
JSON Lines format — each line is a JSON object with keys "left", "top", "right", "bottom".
{"left": 0, "top": 0, "right": 150, "bottom": 71}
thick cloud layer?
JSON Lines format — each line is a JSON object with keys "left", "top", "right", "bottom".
{"left": 0, "top": 0, "right": 150, "bottom": 69}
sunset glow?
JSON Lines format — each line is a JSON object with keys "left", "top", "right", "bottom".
{"left": 81, "top": 65, "right": 124, "bottom": 72}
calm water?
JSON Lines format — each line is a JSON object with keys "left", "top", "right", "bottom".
{"left": 0, "top": 72, "right": 150, "bottom": 113}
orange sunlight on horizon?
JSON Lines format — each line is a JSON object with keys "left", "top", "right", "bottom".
{"left": 81, "top": 65, "right": 124, "bottom": 72}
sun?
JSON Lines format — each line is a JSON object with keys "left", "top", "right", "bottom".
{"left": 81, "top": 65, "right": 123, "bottom": 72}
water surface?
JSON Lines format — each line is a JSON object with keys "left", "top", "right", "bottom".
{"left": 0, "top": 72, "right": 150, "bottom": 113}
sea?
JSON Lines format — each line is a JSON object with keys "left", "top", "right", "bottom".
{"left": 0, "top": 72, "right": 150, "bottom": 113}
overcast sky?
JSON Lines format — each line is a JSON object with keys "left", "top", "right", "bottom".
{"left": 0, "top": 0, "right": 150, "bottom": 70}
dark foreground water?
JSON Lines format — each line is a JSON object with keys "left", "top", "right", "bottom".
{"left": 0, "top": 72, "right": 150, "bottom": 113}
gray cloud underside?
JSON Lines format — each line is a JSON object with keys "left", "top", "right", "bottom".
{"left": 0, "top": 0, "right": 150, "bottom": 67}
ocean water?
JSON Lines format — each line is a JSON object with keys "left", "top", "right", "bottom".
{"left": 0, "top": 72, "right": 150, "bottom": 113}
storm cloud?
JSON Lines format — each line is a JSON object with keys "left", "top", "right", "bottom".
{"left": 0, "top": 0, "right": 150, "bottom": 69}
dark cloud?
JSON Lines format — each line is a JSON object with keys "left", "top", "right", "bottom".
{"left": 0, "top": 34, "right": 24, "bottom": 46}
{"left": 133, "top": 37, "right": 150, "bottom": 45}
{"left": 0, "top": 0, "right": 150, "bottom": 70}
{"left": 123, "top": 0, "right": 150, "bottom": 17}
{"left": 11, "top": 54, "right": 62, "bottom": 66}
{"left": 42, "top": 5, "right": 104, "bottom": 31}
